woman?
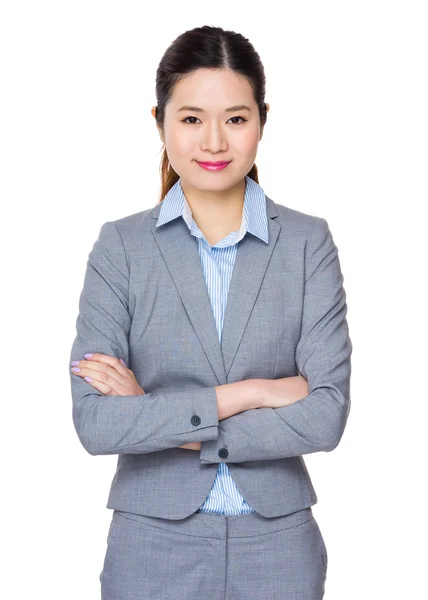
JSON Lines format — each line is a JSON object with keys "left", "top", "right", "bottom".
{"left": 70, "top": 25, "right": 352, "bottom": 599}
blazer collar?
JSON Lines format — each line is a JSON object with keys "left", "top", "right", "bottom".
{"left": 150, "top": 179, "right": 281, "bottom": 384}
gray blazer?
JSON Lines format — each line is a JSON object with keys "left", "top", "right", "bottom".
{"left": 69, "top": 194, "right": 352, "bottom": 519}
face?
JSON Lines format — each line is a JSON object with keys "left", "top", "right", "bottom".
{"left": 152, "top": 68, "right": 266, "bottom": 194}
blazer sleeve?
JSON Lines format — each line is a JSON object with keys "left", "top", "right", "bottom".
{"left": 200, "top": 217, "right": 352, "bottom": 464}
{"left": 70, "top": 221, "right": 219, "bottom": 456}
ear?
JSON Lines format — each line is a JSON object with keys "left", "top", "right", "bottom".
{"left": 152, "top": 106, "right": 165, "bottom": 144}
{"left": 260, "top": 103, "right": 269, "bottom": 140}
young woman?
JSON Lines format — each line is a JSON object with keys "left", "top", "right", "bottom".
{"left": 70, "top": 25, "right": 352, "bottom": 600}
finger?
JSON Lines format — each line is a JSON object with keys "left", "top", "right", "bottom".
{"left": 83, "top": 354, "right": 138, "bottom": 387}
{"left": 71, "top": 357, "right": 127, "bottom": 387}
{"left": 126, "top": 368, "right": 137, "bottom": 382}
{"left": 119, "top": 358, "right": 137, "bottom": 382}
{"left": 71, "top": 368, "right": 125, "bottom": 396}
{"left": 79, "top": 374, "right": 114, "bottom": 396}
{"left": 84, "top": 353, "right": 129, "bottom": 377}
{"left": 70, "top": 364, "right": 126, "bottom": 392}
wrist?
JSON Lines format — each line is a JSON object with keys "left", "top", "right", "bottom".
{"left": 247, "top": 378, "right": 266, "bottom": 409}
{"left": 215, "top": 378, "right": 263, "bottom": 420}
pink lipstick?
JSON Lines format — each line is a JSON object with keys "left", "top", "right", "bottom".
{"left": 196, "top": 161, "right": 231, "bottom": 171}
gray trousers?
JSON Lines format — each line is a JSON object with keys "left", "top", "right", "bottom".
{"left": 100, "top": 506, "right": 328, "bottom": 599}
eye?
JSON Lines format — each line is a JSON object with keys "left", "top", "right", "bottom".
{"left": 229, "top": 116, "right": 247, "bottom": 125}
{"left": 181, "top": 116, "right": 247, "bottom": 125}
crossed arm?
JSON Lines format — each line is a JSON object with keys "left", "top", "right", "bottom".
{"left": 198, "top": 217, "right": 352, "bottom": 463}
{"left": 70, "top": 217, "right": 352, "bottom": 460}
{"left": 180, "top": 376, "right": 310, "bottom": 450}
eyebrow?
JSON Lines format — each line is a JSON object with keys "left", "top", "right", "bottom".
{"left": 176, "top": 104, "right": 252, "bottom": 113}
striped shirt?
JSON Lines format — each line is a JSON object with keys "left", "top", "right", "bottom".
{"left": 156, "top": 174, "right": 269, "bottom": 515}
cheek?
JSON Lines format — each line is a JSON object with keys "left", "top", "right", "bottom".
{"left": 167, "top": 125, "right": 193, "bottom": 148}
{"left": 167, "top": 133, "right": 195, "bottom": 167}
{"left": 236, "top": 127, "right": 259, "bottom": 153}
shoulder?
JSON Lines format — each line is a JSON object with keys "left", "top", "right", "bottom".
{"left": 109, "top": 206, "right": 154, "bottom": 235}
{"left": 93, "top": 204, "right": 162, "bottom": 262}
{"left": 95, "top": 203, "right": 159, "bottom": 245}
{"left": 266, "top": 195, "right": 328, "bottom": 237}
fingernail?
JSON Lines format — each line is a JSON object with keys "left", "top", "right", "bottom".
{"left": 84, "top": 353, "right": 93, "bottom": 359}
{"left": 120, "top": 358, "right": 126, "bottom": 366}
{"left": 71, "top": 361, "right": 79, "bottom": 366}
{"left": 71, "top": 367, "right": 80, "bottom": 372}
{"left": 84, "top": 376, "right": 93, "bottom": 382}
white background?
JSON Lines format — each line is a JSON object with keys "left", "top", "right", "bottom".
{"left": 1, "top": 1, "right": 427, "bottom": 598}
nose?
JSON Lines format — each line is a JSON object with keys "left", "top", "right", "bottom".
{"left": 199, "top": 120, "right": 228, "bottom": 154}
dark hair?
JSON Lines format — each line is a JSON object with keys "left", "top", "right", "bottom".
{"left": 154, "top": 25, "right": 268, "bottom": 204}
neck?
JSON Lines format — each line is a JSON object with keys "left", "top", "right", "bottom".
{"left": 180, "top": 177, "right": 246, "bottom": 237}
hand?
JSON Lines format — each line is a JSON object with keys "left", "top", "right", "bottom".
{"left": 262, "top": 375, "right": 309, "bottom": 408}
{"left": 70, "top": 353, "right": 145, "bottom": 396}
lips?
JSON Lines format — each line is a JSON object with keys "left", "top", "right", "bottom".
{"left": 197, "top": 161, "right": 230, "bottom": 166}
{"left": 196, "top": 160, "right": 231, "bottom": 171}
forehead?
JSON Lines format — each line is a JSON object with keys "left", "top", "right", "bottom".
{"left": 170, "top": 68, "right": 254, "bottom": 106}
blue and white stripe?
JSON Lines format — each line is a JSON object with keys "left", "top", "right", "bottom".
{"left": 157, "top": 174, "right": 269, "bottom": 515}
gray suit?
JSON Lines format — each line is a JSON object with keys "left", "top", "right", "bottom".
{"left": 69, "top": 194, "right": 352, "bottom": 521}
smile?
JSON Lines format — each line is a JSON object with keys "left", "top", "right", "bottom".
{"left": 196, "top": 161, "right": 231, "bottom": 171}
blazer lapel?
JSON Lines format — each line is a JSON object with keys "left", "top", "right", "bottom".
{"left": 150, "top": 195, "right": 281, "bottom": 384}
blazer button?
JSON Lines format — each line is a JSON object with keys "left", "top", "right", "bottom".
{"left": 218, "top": 448, "right": 228, "bottom": 459}
{"left": 191, "top": 415, "right": 201, "bottom": 426}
